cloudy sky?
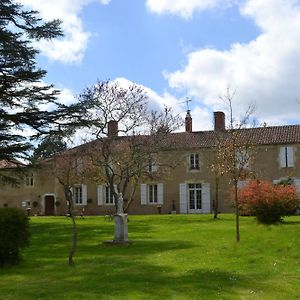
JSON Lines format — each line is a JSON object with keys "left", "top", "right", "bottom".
{"left": 19, "top": 0, "right": 300, "bottom": 131}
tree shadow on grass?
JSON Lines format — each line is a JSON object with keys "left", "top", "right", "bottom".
{"left": 281, "top": 220, "right": 300, "bottom": 225}
{"left": 0, "top": 257, "right": 268, "bottom": 299}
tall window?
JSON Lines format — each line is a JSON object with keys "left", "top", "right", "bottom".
{"left": 74, "top": 186, "right": 82, "bottom": 204}
{"left": 105, "top": 186, "right": 115, "bottom": 204}
{"left": 148, "top": 184, "right": 158, "bottom": 203}
{"left": 189, "top": 154, "right": 200, "bottom": 170}
{"left": 280, "top": 146, "right": 294, "bottom": 168}
{"left": 25, "top": 173, "right": 34, "bottom": 187}
{"left": 147, "top": 156, "right": 157, "bottom": 173}
{"left": 188, "top": 183, "right": 202, "bottom": 210}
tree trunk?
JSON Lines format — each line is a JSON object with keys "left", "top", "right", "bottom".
{"left": 214, "top": 176, "right": 219, "bottom": 219}
{"left": 68, "top": 210, "right": 77, "bottom": 266}
{"left": 234, "top": 181, "right": 240, "bottom": 242}
{"left": 65, "top": 188, "right": 77, "bottom": 266}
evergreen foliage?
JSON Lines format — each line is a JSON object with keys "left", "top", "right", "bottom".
{"left": 33, "top": 135, "right": 67, "bottom": 160}
{"left": 0, "top": 1, "right": 85, "bottom": 183}
{"left": 0, "top": 207, "right": 30, "bottom": 266}
{"left": 0, "top": 0, "right": 64, "bottom": 163}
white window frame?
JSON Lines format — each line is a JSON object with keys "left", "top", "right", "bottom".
{"left": 75, "top": 157, "right": 84, "bottom": 175}
{"left": 72, "top": 184, "right": 87, "bottom": 206}
{"left": 74, "top": 185, "right": 83, "bottom": 205}
{"left": 140, "top": 183, "right": 163, "bottom": 205}
{"left": 148, "top": 184, "right": 158, "bottom": 204}
{"left": 188, "top": 183, "right": 202, "bottom": 211}
{"left": 236, "top": 149, "right": 250, "bottom": 169}
{"left": 147, "top": 155, "right": 158, "bottom": 173}
{"left": 104, "top": 185, "right": 115, "bottom": 205}
{"left": 25, "top": 173, "right": 34, "bottom": 187}
{"left": 189, "top": 153, "right": 200, "bottom": 170}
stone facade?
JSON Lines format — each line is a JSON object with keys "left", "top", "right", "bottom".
{"left": 1, "top": 112, "right": 300, "bottom": 216}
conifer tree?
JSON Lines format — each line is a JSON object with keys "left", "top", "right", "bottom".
{"left": 0, "top": 0, "right": 78, "bottom": 174}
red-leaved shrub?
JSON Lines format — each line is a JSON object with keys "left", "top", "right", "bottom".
{"left": 238, "top": 180, "right": 299, "bottom": 224}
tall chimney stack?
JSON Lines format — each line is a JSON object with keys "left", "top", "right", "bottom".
{"left": 108, "top": 120, "right": 118, "bottom": 137}
{"left": 214, "top": 111, "right": 225, "bottom": 130}
{"left": 185, "top": 110, "right": 192, "bottom": 133}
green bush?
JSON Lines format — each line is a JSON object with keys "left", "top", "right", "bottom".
{"left": 0, "top": 208, "right": 30, "bottom": 266}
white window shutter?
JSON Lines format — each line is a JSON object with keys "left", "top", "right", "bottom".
{"left": 202, "top": 183, "right": 211, "bottom": 213}
{"left": 237, "top": 180, "right": 248, "bottom": 189}
{"left": 141, "top": 184, "right": 147, "bottom": 205}
{"left": 69, "top": 187, "right": 74, "bottom": 204}
{"left": 279, "top": 146, "right": 286, "bottom": 168}
{"left": 287, "top": 146, "right": 294, "bottom": 167}
{"left": 97, "top": 185, "right": 104, "bottom": 206}
{"left": 179, "top": 183, "right": 187, "bottom": 213}
{"left": 157, "top": 183, "right": 164, "bottom": 205}
{"left": 152, "top": 164, "right": 158, "bottom": 172}
{"left": 82, "top": 184, "right": 87, "bottom": 205}
{"left": 293, "top": 179, "right": 300, "bottom": 193}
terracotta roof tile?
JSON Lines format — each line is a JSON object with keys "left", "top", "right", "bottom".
{"left": 164, "top": 125, "right": 300, "bottom": 149}
{"left": 0, "top": 159, "right": 23, "bottom": 169}
{"left": 65, "top": 124, "right": 300, "bottom": 155}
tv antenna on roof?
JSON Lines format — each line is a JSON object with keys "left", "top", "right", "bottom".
{"left": 178, "top": 96, "right": 192, "bottom": 111}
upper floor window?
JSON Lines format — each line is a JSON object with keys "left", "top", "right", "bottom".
{"left": 189, "top": 154, "right": 200, "bottom": 170}
{"left": 147, "top": 158, "right": 157, "bottom": 173}
{"left": 279, "top": 146, "right": 294, "bottom": 168}
{"left": 25, "top": 173, "right": 34, "bottom": 187}
{"left": 236, "top": 150, "right": 250, "bottom": 169}
{"left": 75, "top": 158, "right": 84, "bottom": 175}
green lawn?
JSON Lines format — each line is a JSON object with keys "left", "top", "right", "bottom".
{"left": 0, "top": 214, "right": 300, "bottom": 300}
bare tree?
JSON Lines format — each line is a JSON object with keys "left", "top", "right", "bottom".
{"left": 216, "top": 86, "right": 256, "bottom": 241}
{"left": 47, "top": 151, "right": 85, "bottom": 266}
{"left": 208, "top": 137, "right": 227, "bottom": 220}
{"left": 78, "top": 80, "right": 182, "bottom": 212}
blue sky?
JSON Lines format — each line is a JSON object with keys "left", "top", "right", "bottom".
{"left": 20, "top": 0, "right": 300, "bottom": 131}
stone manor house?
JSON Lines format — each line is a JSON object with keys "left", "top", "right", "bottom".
{"left": 1, "top": 111, "right": 300, "bottom": 216}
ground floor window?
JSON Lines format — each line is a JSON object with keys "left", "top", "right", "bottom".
{"left": 105, "top": 186, "right": 115, "bottom": 204}
{"left": 74, "top": 186, "right": 83, "bottom": 204}
{"left": 188, "top": 183, "right": 202, "bottom": 210}
{"left": 148, "top": 184, "right": 158, "bottom": 203}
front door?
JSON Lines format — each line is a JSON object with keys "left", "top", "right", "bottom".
{"left": 44, "top": 195, "right": 55, "bottom": 216}
{"left": 188, "top": 183, "right": 202, "bottom": 213}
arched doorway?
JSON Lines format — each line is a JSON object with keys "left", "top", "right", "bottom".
{"left": 44, "top": 195, "right": 55, "bottom": 215}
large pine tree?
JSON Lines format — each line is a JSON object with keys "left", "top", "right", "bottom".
{"left": 0, "top": 0, "right": 73, "bottom": 167}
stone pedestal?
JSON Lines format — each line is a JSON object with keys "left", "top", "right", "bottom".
{"left": 103, "top": 213, "right": 131, "bottom": 245}
{"left": 113, "top": 213, "right": 128, "bottom": 243}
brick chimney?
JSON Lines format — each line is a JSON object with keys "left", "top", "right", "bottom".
{"left": 214, "top": 111, "right": 225, "bottom": 130}
{"left": 185, "top": 110, "right": 192, "bottom": 133}
{"left": 108, "top": 120, "right": 118, "bottom": 137}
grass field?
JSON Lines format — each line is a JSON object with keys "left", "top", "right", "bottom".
{"left": 0, "top": 214, "right": 300, "bottom": 300}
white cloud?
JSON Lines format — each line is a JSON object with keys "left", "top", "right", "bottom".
{"left": 165, "top": 0, "right": 300, "bottom": 124}
{"left": 113, "top": 77, "right": 215, "bottom": 131}
{"left": 146, "top": 0, "right": 237, "bottom": 19}
{"left": 99, "top": 0, "right": 111, "bottom": 4}
{"left": 18, "top": 0, "right": 111, "bottom": 63}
